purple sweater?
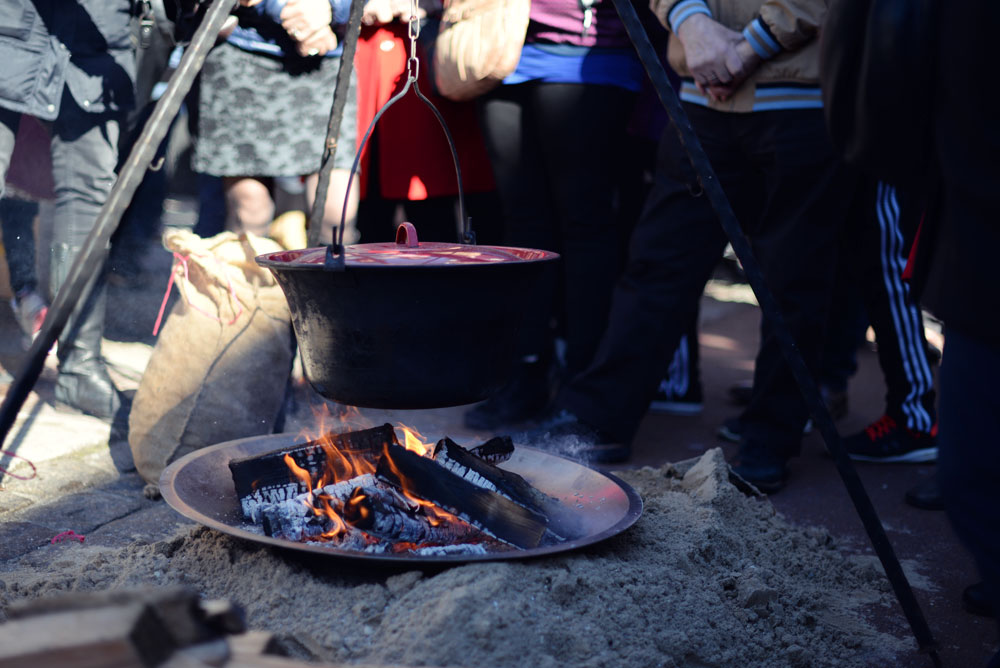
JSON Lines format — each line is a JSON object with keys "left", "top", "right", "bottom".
{"left": 527, "top": 0, "right": 632, "bottom": 48}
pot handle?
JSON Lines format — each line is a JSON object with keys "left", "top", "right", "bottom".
{"left": 395, "top": 222, "right": 419, "bottom": 247}
{"left": 335, "top": 28, "right": 473, "bottom": 258}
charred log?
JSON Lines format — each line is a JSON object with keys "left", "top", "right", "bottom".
{"left": 376, "top": 443, "right": 550, "bottom": 549}
{"left": 432, "top": 437, "right": 581, "bottom": 540}
{"left": 342, "top": 486, "right": 485, "bottom": 545}
{"left": 468, "top": 436, "right": 515, "bottom": 464}
{"left": 229, "top": 424, "right": 398, "bottom": 521}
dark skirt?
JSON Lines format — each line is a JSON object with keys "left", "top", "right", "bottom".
{"left": 193, "top": 42, "right": 357, "bottom": 177}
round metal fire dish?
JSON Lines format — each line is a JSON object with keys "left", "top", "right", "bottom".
{"left": 159, "top": 433, "right": 643, "bottom": 565}
{"left": 255, "top": 224, "right": 559, "bottom": 409}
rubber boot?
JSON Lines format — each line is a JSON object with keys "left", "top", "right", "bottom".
{"left": 50, "top": 242, "right": 124, "bottom": 422}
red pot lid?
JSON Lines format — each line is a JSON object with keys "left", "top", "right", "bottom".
{"left": 258, "top": 222, "right": 559, "bottom": 267}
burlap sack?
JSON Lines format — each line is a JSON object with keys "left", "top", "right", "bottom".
{"left": 129, "top": 230, "right": 293, "bottom": 487}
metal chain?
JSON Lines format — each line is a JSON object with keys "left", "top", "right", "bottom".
{"left": 407, "top": 0, "right": 420, "bottom": 83}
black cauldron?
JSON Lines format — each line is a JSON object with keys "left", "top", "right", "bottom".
{"left": 256, "top": 224, "right": 559, "bottom": 409}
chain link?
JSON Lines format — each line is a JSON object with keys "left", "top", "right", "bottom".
{"left": 406, "top": 0, "right": 421, "bottom": 82}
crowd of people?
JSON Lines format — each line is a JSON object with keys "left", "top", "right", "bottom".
{"left": 0, "top": 0, "right": 996, "bottom": 665}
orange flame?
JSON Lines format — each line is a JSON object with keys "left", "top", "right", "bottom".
{"left": 281, "top": 415, "right": 465, "bottom": 544}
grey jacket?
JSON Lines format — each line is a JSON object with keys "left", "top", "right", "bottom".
{"left": 0, "top": 0, "right": 136, "bottom": 121}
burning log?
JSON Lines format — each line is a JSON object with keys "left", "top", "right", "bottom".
{"left": 432, "top": 437, "right": 582, "bottom": 540}
{"left": 468, "top": 436, "right": 515, "bottom": 464}
{"left": 229, "top": 424, "right": 398, "bottom": 521}
{"left": 376, "top": 443, "right": 552, "bottom": 549}
{"left": 342, "top": 486, "right": 485, "bottom": 545}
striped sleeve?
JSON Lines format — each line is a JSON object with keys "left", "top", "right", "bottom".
{"left": 666, "top": 0, "right": 713, "bottom": 33}
{"left": 742, "top": 16, "right": 783, "bottom": 60}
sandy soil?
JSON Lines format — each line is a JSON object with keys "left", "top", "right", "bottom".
{"left": 0, "top": 449, "right": 911, "bottom": 667}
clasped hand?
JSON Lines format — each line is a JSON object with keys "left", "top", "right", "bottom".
{"left": 676, "top": 14, "right": 761, "bottom": 102}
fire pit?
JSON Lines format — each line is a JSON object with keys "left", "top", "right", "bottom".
{"left": 159, "top": 429, "right": 642, "bottom": 565}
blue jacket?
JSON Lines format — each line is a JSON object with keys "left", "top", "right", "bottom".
{"left": 228, "top": 0, "right": 351, "bottom": 58}
{"left": 0, "top": 0, "right": 136, "bottom": 121}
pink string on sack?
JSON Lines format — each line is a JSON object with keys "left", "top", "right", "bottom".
{"left": 51, "top": 530, "right": 86, "bottom": 544}
{"left": 153, "top": 251, "right": 245, "bottom": 336}
{"left": 0, "top": 449, "right": 37, "bottom": 480}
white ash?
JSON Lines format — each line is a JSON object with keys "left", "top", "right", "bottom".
{"left": 319, "top": 473, "right": 381, "bottom": 503}
{"left": 433, "top": 452, "right": 500, "bottom": 495}
{"left": 240, "top": 482, "right": 301, "bottom": 523}
{"left": 415, "top": 544, "right": 489, "bottom": 557}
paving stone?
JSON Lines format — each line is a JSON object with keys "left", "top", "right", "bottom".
{"left": 87, "top": 502, "right": 195, "bottom": 547}
{"left": 94, "top": 471, "right": 150, "bottom": 498}
{"left": 0, "top": 522, "right": 57, "bottom": 561}
{"left": 0, "top": 459, "right": 114, "bottom": 500}
{"left": 16, "top": 490, "right": 144, "bottom": 534}
{"left": 0, "top": 492, "right": 34, "bottom": 516}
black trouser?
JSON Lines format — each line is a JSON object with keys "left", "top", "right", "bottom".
{"left": 479, "top": 82, "right": 635, "bottom": 376}
{"left": 558, "top": 105, "right": 851, "bottom": 460}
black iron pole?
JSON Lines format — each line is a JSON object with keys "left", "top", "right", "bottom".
{"left": 0, "top": 0, "right": 239, "bottom": 449}
{"left": 609, "top": 0, "right": 941, "bottom": 663}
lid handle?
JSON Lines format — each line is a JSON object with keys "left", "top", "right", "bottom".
{"left": 395, "top": 222, "right": 419, "bottom": 247}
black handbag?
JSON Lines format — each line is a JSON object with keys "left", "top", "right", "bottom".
{"left": 819, "top": 0, "right": 937, "bottom": 187}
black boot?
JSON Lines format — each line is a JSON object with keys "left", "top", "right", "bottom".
{"left": 51, "top": 243, "right": 124, "bottom": 422}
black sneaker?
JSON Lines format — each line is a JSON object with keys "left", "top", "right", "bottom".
{"left": 729, "top": 455, "right": 789, "bottom": 493}
{"left": 845, "top": 414, "right": 938, "bottom": 463}
{"left": 522, "top": 409, "right": 630, "bottom": 464}
{"left": 904, "top": 476, "right": 944, "bottom": 511}
{"left": 649, "top": 379, "right": 704, "bottom": 415}
{"left": 717, "top": 416, "right": 743, "bottom": 443}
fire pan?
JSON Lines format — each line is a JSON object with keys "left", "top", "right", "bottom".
{"left": 160, "top": 433, "right": 643, "bottom": 565}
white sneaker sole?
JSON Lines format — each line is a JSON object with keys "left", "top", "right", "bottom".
{"left": 848, "top": 447, "right": 938, "bottom": 464}
{"left": 649, "top": 401, "right": 703, "bottom": 416}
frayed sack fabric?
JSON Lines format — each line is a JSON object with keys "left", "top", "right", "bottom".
{"left": 129, "top": 230, "right": 294, "bottom": 489}
{"left": 433, "top": 0, "right": 530, "bottom": 102}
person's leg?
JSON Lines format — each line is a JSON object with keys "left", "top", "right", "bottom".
{"left": 845, "top": 181, "right": 938, "bottom": 463}
{"left": 465, "top": 84, "right": 559, "bottom": 429}
{"left": 0, "top": 108, "right": 20, "bottom": 197}
{"left": 304, "top": 169, "right": 360, "bottom": 246}
{"left": 48, "top": 97, "right": 125, "bottom": 420}
{"left": 531, "top": 83, "right": 634, "bottom": 377}
{"left": 554, "top": 108, "right": 739, "bottom": 446}
{"left": 938, "top": 327, "right": 1000, "bottom": 652}
{"left": 649, "top": 307, "right": 704, "bottom": 415}
{"left": 736, "top": 110, "right": 853, "bottom": 487}
{"left": 223, "top": 176, "right": 274, "bottom": 237}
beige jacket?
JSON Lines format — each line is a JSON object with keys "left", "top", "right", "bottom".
{"left": 650, "top": 0, "right": 828, "bottom": 112}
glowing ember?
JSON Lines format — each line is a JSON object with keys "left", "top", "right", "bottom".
{"left": 231, "top": 422, "right": 568, "bottom": 555}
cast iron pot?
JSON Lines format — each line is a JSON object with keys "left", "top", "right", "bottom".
{"left": 256, "top": 223, "right": 559, "bottom": 409}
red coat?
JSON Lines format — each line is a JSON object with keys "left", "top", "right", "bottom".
{"left": 354, "top": 23, "right": 495, "bottom": 200}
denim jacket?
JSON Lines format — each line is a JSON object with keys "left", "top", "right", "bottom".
{"left": 0, "top": 0, "right": 136, "bottom": 121}
{"left": 228, "top": 0, "right": 351, "bottom": 58}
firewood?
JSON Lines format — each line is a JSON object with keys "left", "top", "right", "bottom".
{"left": 432, "top": 437, "right": 581, "bottom": 541}
{"left": 229, "top": 424, "right": 398, "bottom": 521}
{"left": 0, "top": 602, "right": 173, "bottom": 668}
{"left": 342, "top": 486, "right": 485, "bottom": 545}
{"left": 468, "top": 436, "right": 514, "bottom": 464}
{"left": 375, "top": 443, "right": 550, "bottom": 549}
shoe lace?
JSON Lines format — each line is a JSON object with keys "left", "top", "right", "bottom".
{"left": 865, "top": 414, "right": 897, "bottom": 441}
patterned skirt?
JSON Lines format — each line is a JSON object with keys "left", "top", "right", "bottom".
{"left": 193, "top": 42, "right": 357, "bottom": 178}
